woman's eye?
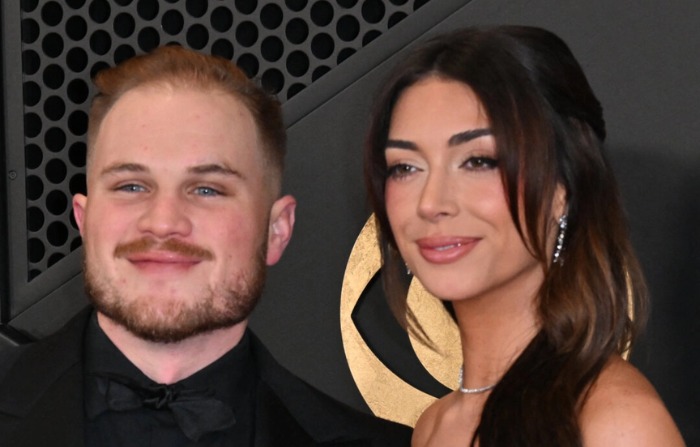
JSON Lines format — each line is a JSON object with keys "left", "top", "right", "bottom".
{"left": 462, "top": 156, "right": 499, "bottom": 170}
{"left": 387, "top": 163, "right": 417, "bottom": 179}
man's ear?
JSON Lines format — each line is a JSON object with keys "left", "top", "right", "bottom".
{"left": 266, "top": 195, "right": 296, "bottom": 266}
{"left": 72, "top": 193, "right": 88, "bottom": 236}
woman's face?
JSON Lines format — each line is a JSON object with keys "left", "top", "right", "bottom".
{"left": 384, "top": 77, "right": 545, "bottom": 303}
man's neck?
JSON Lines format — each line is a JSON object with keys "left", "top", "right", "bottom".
{"left": 96, "top": 312, "right": 247, "bottom": 384}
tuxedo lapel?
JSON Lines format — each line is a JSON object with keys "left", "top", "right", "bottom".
{"left": 0, "top": 308, "right": 91, "bottom": 447}
{"left": 254, "top": 379, "right": 317, "bottom": 447}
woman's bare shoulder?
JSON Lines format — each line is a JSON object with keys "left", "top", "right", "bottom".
{"left": 412, "top": 392, "right": 482, "bottom": 447}
{"left": 580, "top": 356, "right": 685, "bottom": 446}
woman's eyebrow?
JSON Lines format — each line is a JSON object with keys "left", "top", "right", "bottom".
{"left": 448, "top": 128, "right": 492, "bottom": 146}
{"left": 386, "top": 128, "right": 492, "bottom": 151}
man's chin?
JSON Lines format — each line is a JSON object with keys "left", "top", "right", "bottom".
{"left": 96, "top": 304, "right": 250, "bottom": 344}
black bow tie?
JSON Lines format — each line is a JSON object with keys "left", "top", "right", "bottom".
{"left": 87, "top": 372, "right": 236, "bottom": 441}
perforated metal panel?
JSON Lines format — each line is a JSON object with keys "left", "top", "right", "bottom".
{"left": 15, "top": 0, "right": 432, "bottom": 283}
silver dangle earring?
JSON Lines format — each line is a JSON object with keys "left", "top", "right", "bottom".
{"left": 552, "top": 214, "right": 568, "bottom": 264}
{"left": 405, "top": 263, "right": 412, "bottom": 275}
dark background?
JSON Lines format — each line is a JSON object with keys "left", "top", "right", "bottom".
{"left": 1, "top": 0, "right": 698, "bottom": 443}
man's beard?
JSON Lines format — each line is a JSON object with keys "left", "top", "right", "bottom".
{"left": 84, "top": 238, "right": 267, "bottom": 344}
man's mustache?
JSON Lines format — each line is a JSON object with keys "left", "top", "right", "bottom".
{"left": 114, "top": 238, "right": 214, "bottom": 260}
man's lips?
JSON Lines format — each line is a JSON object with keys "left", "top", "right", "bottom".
{"left": 415, "top": 237, "right": 480, "bottom": 264}
{"left": 125, "top": 251, "right": 204, "bottom": 264}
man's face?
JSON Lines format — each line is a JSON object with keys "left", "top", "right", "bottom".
{"left": 73, "top": 85, "right": 295, "bottom": 343}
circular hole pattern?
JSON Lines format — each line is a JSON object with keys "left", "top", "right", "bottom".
{"left": 66, "top": 16, "right": 88, "bottom": 40}
{"left": 26, "top": 144, "right": 44, "bottom": 169}
{"left": 47, "top": 221, "right": 69, "bottom": 247}
{"left": 41, "top": 2, "right": 64, "bottom": 26}
{"left": 186, "top": 0, "right": 208, "bottom": 17}
{"left": 27, "top": 207, "right": 45, "bottom": 232}
{"left": 22, "top": 50, "right": 41, "bottom": 75}
{"left": 236, "top": 21, "right": 258, "bottom": 47}
{"left": 211, "top": 39, "right": 234, "bottom": 59}
{"left": 69, "top": 142, "right": 87, "bottom": 168}
{"left": 187, "top": 24, "right": 209, "bottom": 49}
{"left": 18, "top": 0, "right": 430, "bottom": 276}
{"left": 67, "top": 47, "right": 88, "bottom": 72}
{"left": 137, "top": 0, "right": 159, "bottom": 20}
{"left": 261, "top": 36, "right": 284, "bottom": 62}
{"left": 162, "top": 9, "right": 184, "bottom": 35}
{"left": 44, "top": 96, "right": 66, "bottom": 121}
{"left": 89, "top": 0, "right": 111, "bottom": 23}
{"left": 22, "top": 19, "right": 40, "bottom": 44}
{"left": 67, "top": 79, "right": 90, "bottom": 104}
{"left": 28, "top": 238, "right": 46, "bottom": 263}
{"left": 260, "top": 4, "right": 283, "bottom": 29}
{"left": 26, "top": 175, "right": 44, "bottom": 201}
{"left": 45, "top": 159, "right": 68, "bottom": 184}
{"left": 287, "top": 51, "right": 309, "bottom": 77}
{"left": 138, "top": 27, "right": 160, "bottom": 51}
{"left": 42, "top": 33, "right": 64, "bottom": 58}
{"left": 337, "top": 15, "right": 360, "bottom": 41}
{"left": 43, "top": 64, "right": 65, "bottom": 89}
{"left": 211, "top": 6, "right": 233, "bottom": 32}
{"left": 46, "top": 190, "right": 69, "bottom": 215}
{"left": 70, "top": 173, "right": 87, "bottom": 195}
{"left": 22, "top": 0, "right": 40, "bottom": 13}
{"left": 90, "top": 29, "right": 112, "bottom": 55}
{"left": 24, "top": 81, "right": 41, "bottom": 106}
{"left": 114, "top": 12, "right": 136, "bottom": 38}
{"left": 311, "top": 33, "right": 334, "bottom": 59}
{"left": 285, "top": 0, "right": 307, "bottom": 12}
{"left": 236, "top": 0, "right": 257, "bottom": 14}
{"left": 311, "top": 1, "right": 334, "bottom": 27}
{"left": 262, "top": 68, "right": 284, "bottom": 94}
{"left": 45, "top": 127, "right": 67, "bottom": 152}
{"left": 237, "top": 53, "right": 259, "bottom": 78}
{"left": 286, "top": 18, "right": 308, "bottom": 44}
{"left": 388, "top": 11, "right": 406, "bottom": 27}
{"left": 24, "top": 113, "right": 42, "bottom": 138}
{"left": 362, "top": 0, "right": 386, "bottom": 23}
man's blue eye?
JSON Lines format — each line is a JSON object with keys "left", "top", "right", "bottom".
{"left": 195, "top": 186, "right": 220, "bottom": 196}
{"left": 118, "top": 184, "right": 146, "bottom": 192}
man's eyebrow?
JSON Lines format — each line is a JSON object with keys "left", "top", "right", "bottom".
{"left": 188, "top": 163, "right": 244, "bottom": 179}
{"left": 386, "top": 128, "right": 492, "bottom": 151}
{"left": 100, "top": 162, "right": 148, "bottom": 177}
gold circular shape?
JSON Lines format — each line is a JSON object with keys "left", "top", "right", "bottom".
{"left": 340, "top": 215, "right": 461, "bottom": 426}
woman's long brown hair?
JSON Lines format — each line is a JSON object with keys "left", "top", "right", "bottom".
{"left": 364, "top": 26, "right": 647, "bottom": 446}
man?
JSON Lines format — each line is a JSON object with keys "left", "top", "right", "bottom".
{"left": 0, "top": 46, "right": 411, "bottom": 446}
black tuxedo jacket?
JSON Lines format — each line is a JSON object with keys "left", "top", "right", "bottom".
{"left": 0, "top": 308, "right": 411, "bottom": 446}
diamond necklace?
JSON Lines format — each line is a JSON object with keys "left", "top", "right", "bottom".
{"left": 458, "top": 366, "right": 497, "bottom": 394}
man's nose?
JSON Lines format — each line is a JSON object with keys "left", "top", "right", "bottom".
{"left": 136, "top": 192, "right": 193, "bottom": 238}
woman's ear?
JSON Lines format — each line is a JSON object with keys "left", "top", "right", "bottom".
{"left": 552, "top": 183, "right": 568, "bottom": 219}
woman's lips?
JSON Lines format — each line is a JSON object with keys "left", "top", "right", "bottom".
{"left": 416, "top": 237, "right": 480, "bottom": 264}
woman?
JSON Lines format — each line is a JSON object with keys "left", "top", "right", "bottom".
{"left": 364, "top": 26, "right": 684, "bottom": 446}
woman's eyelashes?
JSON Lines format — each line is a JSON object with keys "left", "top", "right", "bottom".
{"left": 461, "top": 155, "right": 499, "bottom": 171}
{"left": 387, "top": 162, "right": 419, "bottom": 180}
